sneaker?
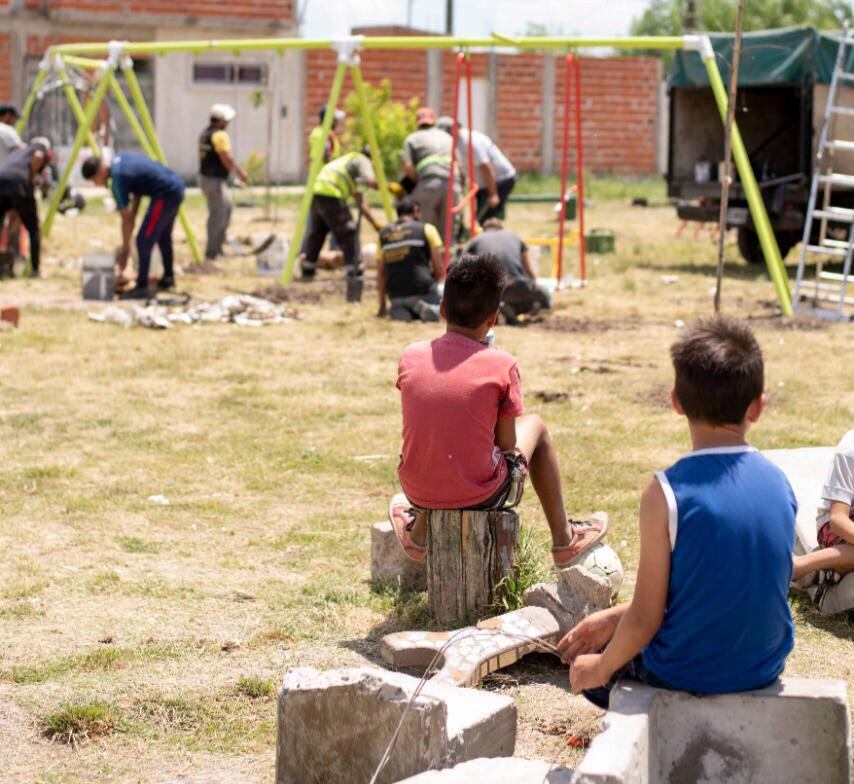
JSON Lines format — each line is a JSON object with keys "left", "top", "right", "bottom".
{"left": 552, "top": 512, "right": 609, "bottom": 569}
{"left": 814, "top": 569, "right": 843, "bottom": 612}
{"left": 157, "top": 276, "right": 176, "bottom": 291}
{"left": 118, "top": 286, "right": 150, "bottom": 301}
{"left": 388, "top": 492, "right": 427, "bottom": 562}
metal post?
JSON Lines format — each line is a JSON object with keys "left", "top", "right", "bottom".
{"left": 56, "top": 59, "right": 101, "bottom": 154}
{"left": 350, "top": 63, "right": 394, "bottom": 222}
{"left": 281, "top": 58, "right": 348, "bottom": 283}
{"left": 121, "top": 55, "right": 203, "bottom": 265}
{"left": 15, "top": 63, "right": 49, "bottom": 136}
{"left": 108, "top": 72, "right": 156, "bottom": 158}
{"left": 464, "top": 51, "right": 477, "bottom": 236}
{"left": 556, "top": 54, "right": 572, "bottom": 283}
{"left": 444, "top": 52, "right": 464, "bottom": 270}
{"left": 698, "top": 41, "right": 793, "bottom": 315}
{"left": 573, "top": 53, "right": 586, "bottom": 282}
{"left": 43, "top": 62, "right": 112, "bottom": 237}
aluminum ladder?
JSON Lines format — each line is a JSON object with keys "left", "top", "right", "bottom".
{"left": 794, "top": 25, "right": 854, "bottom": 320}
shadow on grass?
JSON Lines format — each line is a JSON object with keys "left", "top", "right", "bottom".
{"left": 790, "top": 592, "right": 854, "bottom": 642}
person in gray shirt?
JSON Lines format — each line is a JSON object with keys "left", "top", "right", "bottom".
{"left": 466, "top": 218, "right": 551, "bottom": 323}
{"left": 0, "top": 105, "right": 23, "bottom": 163}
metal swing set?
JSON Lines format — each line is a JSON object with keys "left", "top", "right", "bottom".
{"left": 16, "top": 32, "right": 793, "bottom": 315}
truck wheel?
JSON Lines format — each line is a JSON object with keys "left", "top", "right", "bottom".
{"left": 737, "top": 228, "right": 764, "bottom": 264}
{"left": 737, "top": 228, "right": 798, "bottom": 265}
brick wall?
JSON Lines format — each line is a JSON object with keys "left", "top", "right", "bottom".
{"left": 555, "top": 56, "right": 659, "bottom": 176}
{"left": 0, "top": 33, "right": 11, "bottom": 102}
{"left": 496, "top": 52, "right": 545, "bottom": 173}
{"left": 22, "top": 0, "right": 293, "bottom": 21}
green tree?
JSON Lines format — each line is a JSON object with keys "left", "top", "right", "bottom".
{"left": 631, "top": 0, "right": 851, "bottom": 36}
{"left": 341, "top": 79, "right": 419, "bottom": 182}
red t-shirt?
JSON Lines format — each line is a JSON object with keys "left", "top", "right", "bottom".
{"left": 396, "top": 332, "right": 525, "bottom": 509}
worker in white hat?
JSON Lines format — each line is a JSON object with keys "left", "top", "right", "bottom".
{"left": 198, "top": 103, "right": 248, "bottom": 260}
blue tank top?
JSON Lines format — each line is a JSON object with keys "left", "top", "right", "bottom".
{"left": 642, "top": 446, "right": 796, "bottom": 694}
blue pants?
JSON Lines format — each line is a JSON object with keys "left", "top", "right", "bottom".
{"left": 137, "top": 192, "right": 183, "bottom": 285}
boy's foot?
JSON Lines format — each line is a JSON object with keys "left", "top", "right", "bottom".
{"left": 157, "top": 275, "right": 176, "bottom": 291}
{"left": 552, "top": 512, "right": 609, "bottom": 569}
{"left": 813, "top": 569, "right": 843, "bottom": 613}
{"left": 119, "top": 286, "right": 150, "bottom": 301}
{"left": 388, "top": 492, "right": 427, "bottom": 562}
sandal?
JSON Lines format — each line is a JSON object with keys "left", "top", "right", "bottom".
{"left": 552, "top": 511, "right": 609, "bottom": 569}
{"left": 388, "top": 492, "right": 428, "bottom": 562}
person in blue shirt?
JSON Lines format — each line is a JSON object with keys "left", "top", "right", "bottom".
{"left": 81, "top": 152, "right": 185, "bottom": 299}
{"left": 558, "top": 315, "right": 796, "bottom": 708}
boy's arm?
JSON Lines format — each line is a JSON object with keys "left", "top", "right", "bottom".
{"left": 377, "top": 258, "right": 387, "bottom": 317}
{"left": 828, "top": 500, "right": 854, "bottom": 543}
{"left": 557, "top": 604, "right": 629, "bottom": 663}
{"left": 494, "top": 417, "right": 516, "bottom": 453}
{"left": 569, "top": 478, "right": 670, "bottom": 694}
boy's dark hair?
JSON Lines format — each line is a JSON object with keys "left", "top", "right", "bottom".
{"left": 443, "top": 253, "right": 505, "bottom": 329}
{"left": 670, "top": 315, "right": 764, "bottom": 426}
{"left": 80, "top": 156, "right": 101, "bottom": 180}
{"left": 396, "top": 196, "right": 417, "bottom": 217}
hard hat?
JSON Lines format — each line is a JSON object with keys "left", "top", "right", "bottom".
{"left": 210, "top": 103, "right": 236, "bottom": 122}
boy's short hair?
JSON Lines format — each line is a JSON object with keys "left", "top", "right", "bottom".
{"left": 81, "top": 156, "right": 101, "bottom": 180}
{"left": 396, "top": 196, "right": 417, "bottom": 217}
{"left": 671, "top": 315, "right": 764, "bottom": 426}
{"left": 444, "top": 253, "right": 505, "bottom": 329}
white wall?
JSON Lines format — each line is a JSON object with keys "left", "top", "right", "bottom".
{"left": 151, "top": 29, "right": 303, "bottom": 182}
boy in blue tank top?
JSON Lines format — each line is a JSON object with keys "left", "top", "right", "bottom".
{"left": 558, "top": 316, "right": 796, "bottom": 708}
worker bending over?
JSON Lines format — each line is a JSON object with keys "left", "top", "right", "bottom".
{"left": 466, "top": 218, "right": 551, "bottom": 323}
{"left": 82, "top": 152, "right": 185, "bottom": 299}
{"left": 299, "top": 149, "right": 381, "bottom": 302}
{"left": 438, "top": 117, "right": 516, "bottom": 221}
{"left": 402, "top": 107, "right": 458, "bottom": 244}
{"left": 377, "top": 196, "right": 443, "bottom": 322}
{"left": 198, "top": 103, "right": 248, "bottom": 260}
{"left": 0, "top": 137, "right": 51, "bottom": 278}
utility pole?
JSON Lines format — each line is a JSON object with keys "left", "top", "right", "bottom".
{"left": 683, "top": 0, "right": 700, "bottom": 32}
{"left": 446, "top": 0, "right": 453, "bottom": 35}
{"left": 406, "top": 0, "right": 414, "bottom": 28}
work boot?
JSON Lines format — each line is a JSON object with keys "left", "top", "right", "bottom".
{"left": 119, "top": 286, "right": 150, "bottom": 301}
{"left": 346, "top": 276, "right": 363, "bottom": 303}
{"left": 157, "top": 276, "right": 176, "bottom": 291}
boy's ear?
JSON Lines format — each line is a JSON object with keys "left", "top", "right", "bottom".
{"left": 485, "top": 308, "right": 499, "bottom": 329}
{"left": 670, "top": 388, "right": 686, "bottom": 416}
{"left": 746, "top": 392, "right": 766, "bottom": 424}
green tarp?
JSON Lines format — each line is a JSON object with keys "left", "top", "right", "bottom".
{"left": 669, "top": 26, "right": 854, "bottom": 87}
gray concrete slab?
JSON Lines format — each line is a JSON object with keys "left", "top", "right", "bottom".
{"left": 372, "top": 521, "right": 428, "bottom": 592}
{"left": 397, "top": 757, "right": 574, "bottom": 783}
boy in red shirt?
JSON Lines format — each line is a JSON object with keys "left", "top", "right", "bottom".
{"left": 391, "top": 253, "right": 607, "bottom": 566}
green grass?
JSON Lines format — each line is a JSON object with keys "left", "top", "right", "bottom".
{"left": 496, "top": 525, "right": 552, "bottom": 612}
{"left": 116, "top": 535, "right": 159, "bottom": 554}
{"left": 236, "top": 675, "right": 275, "bottom": 699}
{"left": 41, "top": 701, "right": 123, "bottom": 745}
{"left": 513, "top": 172, "right": 666, "bottom": 202}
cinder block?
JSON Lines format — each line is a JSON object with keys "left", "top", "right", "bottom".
{"left": 0, "top": 304, "right": 19, "bottom": 328}
{"left": 277, "top": 667, "right": 516, "bottom": 784}
{"left": 371, "top": 521, "right": 427, "bottom": 592}
{"left": 524, "top": 564, "right": 613, "bottom": 635}
{"left": 574, "top": 678, "right": 851, "bottom": 784}
{"left": 397, "top": 757, "right": 573, "bottom": 783}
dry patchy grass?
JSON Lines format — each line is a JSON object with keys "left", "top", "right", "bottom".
{"left": 0, "top": 181, "right": 851, "bottom": 780}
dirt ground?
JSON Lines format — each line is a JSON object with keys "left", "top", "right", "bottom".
{"left": 0, "top": 183, "right": 852, "bottom": 783}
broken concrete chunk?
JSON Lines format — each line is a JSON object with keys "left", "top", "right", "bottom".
{"left": 381, "top": 606, "right": 560, "bottom": 688}
{"left": 396, "top": 757, "right": 574, "bottom": 783}
{"left": 372, "top": 521, "right": 428, "bottom": 592}
{"left": 277, "top": 667, "right": 516, "bottom": 784}
{"left": 523, "top": 565, "right": 613, "bottom": 635}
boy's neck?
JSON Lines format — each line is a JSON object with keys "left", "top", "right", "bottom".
{"left": 687, "top": 420, "right": 750, "bottom": 451}
{"left": 446, "top": 322, "right": 490, "bottom": 344}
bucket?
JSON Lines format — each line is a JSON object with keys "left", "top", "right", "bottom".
{"left": 255, "top": 233, "right": 288, "bottom": 277}
{"left": 584, "top": 229, "right": 615, "bottom": 254}
{"left": 81, "top": 254, "right": 115, "bottom": 300}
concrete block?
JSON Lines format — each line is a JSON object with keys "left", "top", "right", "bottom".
{"left": 277, "top": 667, "right": 516, "bottom": 784}
{"left": 381, "top": 606, "right": 560, "bottom": 688}
{"left": 397, "top": 757, "right": 574, "bottom": 783}
{"left": 524, "top": 565, "right": 613, "bottom": 635}
{"left": 0, "top": 304, "right": 19, "bottom": 328}
{"left": 763, "top": 447, "right": 834, "bottom": 554}
{"left": 573, "top": 678, "right": 851, "bottom": 784}
{"left": 372, "top": 521, "right": 427, "bottom": 592}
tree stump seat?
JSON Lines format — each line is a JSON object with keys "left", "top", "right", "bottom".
{"left": 426, "top": 508, "right": 520, "bottom": 627}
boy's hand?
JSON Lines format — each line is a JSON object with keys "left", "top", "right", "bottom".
{"left": 557, "top": 608, "right": 620, "bottom": 664}
{"left": 569, "top": 653, "right": 609, "bottom": 693}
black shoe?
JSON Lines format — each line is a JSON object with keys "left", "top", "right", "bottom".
{"left": 119, "top": 286, "right": 150, "bottom": 301}
{"left": 157, "top": 276, "right": 176, "bottom": 291}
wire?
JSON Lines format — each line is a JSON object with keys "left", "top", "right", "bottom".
{"left": 368, "top": 627, "right": 562, "bottom": 784}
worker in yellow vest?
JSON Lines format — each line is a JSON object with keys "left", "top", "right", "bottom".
{"left": 299, "top": 150, "right": 381, "bottom": 302}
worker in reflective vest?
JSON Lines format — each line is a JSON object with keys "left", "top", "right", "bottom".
{"left": 402, "top": 107, "right": 459, "bottom": 245}
{"left": 300, "top": 150, "right": 381, "bottom": 302}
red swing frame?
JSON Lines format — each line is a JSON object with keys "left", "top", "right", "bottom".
{"left": 557, "top": 52, "right": 586, "bottom": 283}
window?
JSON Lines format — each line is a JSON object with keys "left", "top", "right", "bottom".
{"left": 192, "top": 62, "right": 267, "bottom": 86}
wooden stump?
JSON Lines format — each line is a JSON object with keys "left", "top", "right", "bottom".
{"left": 426, "top": 509, "right": 519, "bottom": 627}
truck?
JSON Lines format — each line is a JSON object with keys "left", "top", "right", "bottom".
{"left": 666, "top": 26, "right": 854, "bottom": 263}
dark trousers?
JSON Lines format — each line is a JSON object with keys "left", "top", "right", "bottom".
{"left": 582, "top": 655, "right": 675, "bottom": 710}
{"left": 137, "top": 194, "right": 182, "bottom": 286}
{"left": 0, "top": 194, "right": 39, "bottom": 273}
{"left": 476, "top": 176, "right": 515, "bottom": 221}
{"left": 501, "top": 277, "right": 552, "bottom": 322}
{"left": 301, "top": 195, "right": 360, "bottom": 279}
